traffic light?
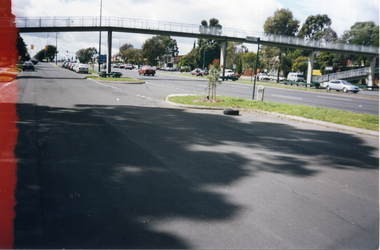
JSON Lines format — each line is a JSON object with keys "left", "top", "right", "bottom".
{"left": 31, "top": 45, "right": 34, "bottom": 50}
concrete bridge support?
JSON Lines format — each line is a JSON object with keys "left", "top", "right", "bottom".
{"left": 107, "top": 30, "right": 112, "bottom": 73}
{"left": 367, "top": 57, "right": 377, "bottom": 90}
{"left": 306, "top": 51, "right": 315, "bottom": 84}
{"left": 220, "top": 39, "right": 227, "bottom": 79}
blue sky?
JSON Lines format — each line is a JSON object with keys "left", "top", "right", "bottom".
{"left": 12, "top": 0, "right": 379, "bottom": 59}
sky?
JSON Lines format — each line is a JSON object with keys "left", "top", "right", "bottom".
{"left": 12, "top": 0, "right": 379, "bottom": 61}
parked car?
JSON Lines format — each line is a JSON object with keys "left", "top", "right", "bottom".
{"left": 119, "top": 64, "right": 126, "bottom": 69}
{"left": 287, "top": 72, "right": 305, "bottom": 82}
{"left": 324, "top": 79, "right": 360, "bottom": 93}
{"left": 201, "top": 69, "right": 208, "bottom": 76}
{"left": 22, "top": 61, "right": 35, "bottom": 71}
{"left": 190, "top": 69, "right": 203, "bottom": 76}
{"left": 138, "top": 66, "right": 156, "bottom": 76}
{"left": 75, "top": 64, "right": 89, "bottom": 74}
{"left": 257, "top": 73, "right": 270, "bottom": 81}
{"left": 112, "top": 63, "right": 120, "bottom": 68}
{"left": 69, "top": 63, "right": 77, "bottom": 70}
{"left": 269, "top": 74, "right": 285, "bottom": 81}
{"left": 125, "top": 64, "right": 134, "bottom": 70}
{"left": 31, "top": 58, "right": 38, "bottom": 64}
{"left": 224, "top": 69, "right": 235, "bottom": 77}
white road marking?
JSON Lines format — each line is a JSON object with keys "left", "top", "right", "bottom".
{"left": 271, "top": 94, "right": 303, "bottom": 100}
{"left": 317, "top": 95, "right": 352, "bottom": 101}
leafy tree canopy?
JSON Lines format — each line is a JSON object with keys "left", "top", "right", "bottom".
{"left": 76, "top": 47, "right": 97, "bottom": 63}
{"left": 142, "top": 36, "right": 166, "bottom": 66}
{"left": 342, "top": 21, "right": 379, "bottom": 46}
{"left": 264, "top": 8, "right": 300, "bottom": 36}
{"left": 35, "top": 45, "right": 56, "bottom": 62}
{"left": 298, "top": 14, "right": 337, "bottom": 42}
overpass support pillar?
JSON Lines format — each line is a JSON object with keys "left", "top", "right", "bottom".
{"left": 367, "top": 57, "right": 377, "bottom": 90}
{"left": 107, "top": 29, "right": 112, "bottom": 73}
{"left": 220, "top": 39, "right": 227, "bottom": 80}
{"left": 306, "top": 51, "right": 315, "bottom": 85}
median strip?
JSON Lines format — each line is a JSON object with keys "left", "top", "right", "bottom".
{"left": 165, "top": 94, "right": 379, "bottom": 135}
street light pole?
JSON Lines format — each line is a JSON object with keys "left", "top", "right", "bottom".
{"left": 55, "top": 32, "right": 58, "bottom": 65}
{"left": 98, "top": 0, "right": 102, "bottom": 72}
{"left": 252, "top": 38, "right": 260, "bottom": 100}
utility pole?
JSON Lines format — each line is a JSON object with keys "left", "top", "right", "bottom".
{"left": 98, "top": 0, "right": 102, "bottom": 72}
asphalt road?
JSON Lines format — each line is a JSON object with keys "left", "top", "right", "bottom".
{"left": 113, "top": 67, "right": 379, "bottom": 115}
{"left": 14, "top": 63, "right": 379, "bottom": 249}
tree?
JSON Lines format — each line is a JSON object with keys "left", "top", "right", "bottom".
{"left": 261, "top": 46, "right": 281, "bottom": 75}
{"left": 35, "top": 45, "right": 56, "bottom": 62}
{"left": 120, "top": 46, "right": 142, "bottom": 64}
{"left": 341, "top": 21, "right": 379, "bottom": 66}
{"left": 264, "top": 9, "right": 300, "bottom": 82}
{"left": 342, "top": 21, "right": 379, "bottom": 46}
{"left": 154, "top": 36, "right": 179, "bottom": 65}
{"left": 197, "top": 18, "right": 223, "bottom": 68}
{"left": 157, "top": 36, "right": 179, "bottom": 58}
{"left": 182, "top": 47, "right": 199, "bottom": 70}
{"left": 199, "top": 18, "right": 222, "bottom": 36}
{"left": 119, "top": 43, "right": 134, "bottom": 62}
{"left": 206, "top": 59, "right": 222, "bottom": 100}
{"left": 16, "top": 33, "right": 29, "bottom": 62}
{"left": 142, "top": 36, "right": 165, "bottom": 66}
{"left": 292, "top": 56, "right": 309, "bottom": 77}
{"left": 264, "top": 8, "right": 300, "bottom": 36}
{"left": 76, "top": 47, "right": 97, "bottom": 63}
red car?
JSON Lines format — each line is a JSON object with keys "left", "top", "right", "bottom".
{"left": 138, "top": 66, "right": 156, "bottom": 76}
{"left": 190, "top": 69, "right": 203, "bottom": 76}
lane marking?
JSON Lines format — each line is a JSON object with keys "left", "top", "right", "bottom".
{"left": 271, "top": 94, "right": 303, "bottom": 100}
{"left": 317, "top": 95, "right": 352, "bottom": 101}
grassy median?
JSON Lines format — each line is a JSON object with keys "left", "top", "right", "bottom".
{"left": 168, "top": 95, "right": 379, "bottom": 131}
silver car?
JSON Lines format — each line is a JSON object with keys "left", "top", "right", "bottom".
{"left": 325, "top": 79, "right": 360, "bottom": 93}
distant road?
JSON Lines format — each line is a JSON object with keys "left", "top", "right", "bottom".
{"left": 113, "top": 68, "right": 379, "bottom": 115}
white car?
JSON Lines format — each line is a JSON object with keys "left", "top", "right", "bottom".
{"left": 287, "top": 72, "right": 305, "bottom": 82}
{"left": 324, "top": 79, "right": 360, "bottom": 93}
{"left": 223, "top": 69, "right": 235, "bottom": 77}
{"left": 75, "top": 64, "right": 89, "bottom": 74}
{"left": 124, "top": 64, "right": 134, "bottom": 70}
{"left": 257, "top": 73, "right": 270, "bottom": 81}
{"left": 269, "top": 74, "right": 285, "bottom": 81}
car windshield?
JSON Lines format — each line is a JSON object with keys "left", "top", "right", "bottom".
{"left": 342, "top": 80, "right": 353, "bottom": 85}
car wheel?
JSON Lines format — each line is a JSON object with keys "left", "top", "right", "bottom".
{"left": 343, "top": 88, "right": 348, "bottom": 93}
{"left": 327, "top": 86, "right": 331, "bottom": 91}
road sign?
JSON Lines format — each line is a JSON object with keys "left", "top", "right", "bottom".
{"left": 325, "top": 66, "right": 333, "bottom": 71}
{"left": 99, "top": 54, "right": 106, "bottom": 63}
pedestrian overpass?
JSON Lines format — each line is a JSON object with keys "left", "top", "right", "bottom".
{"left": 313, "top": 67, "right": 379, "bottom": 83}
{"left": 13, "top": 16, "right": 379, "bottom": 88}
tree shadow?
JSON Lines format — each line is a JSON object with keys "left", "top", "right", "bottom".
{"left": 14, "top": 103, "right": 379, "bottom": 249}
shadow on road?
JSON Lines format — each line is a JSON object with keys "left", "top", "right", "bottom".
{"left": 14, "top": 103, "right": 379, "bottom": 248}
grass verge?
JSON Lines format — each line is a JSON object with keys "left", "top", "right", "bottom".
{"left": 168, "top": 95, "right": 379, "bottom": 131}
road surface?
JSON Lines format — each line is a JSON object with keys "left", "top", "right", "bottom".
{"left": 14, "top": 63, "right": 379, "bottom": 249}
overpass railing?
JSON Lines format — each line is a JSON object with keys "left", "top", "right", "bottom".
{"left": 12, "top": 16, "right": 380, "bottom": 55}
{"left": 312, "top": 67, "right": 379, "bottom": 82}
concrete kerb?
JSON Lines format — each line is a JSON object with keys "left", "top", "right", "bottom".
{"left": 165, "top": 94, "right": 379, "bottom": 137}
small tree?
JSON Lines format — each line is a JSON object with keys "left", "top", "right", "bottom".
{"left": 206, "top": 59, "right": 222, "bottom": 100}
